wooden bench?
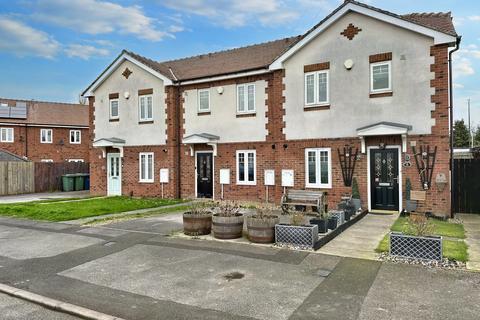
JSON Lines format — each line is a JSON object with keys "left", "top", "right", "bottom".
{"left": 281, "top": 190, "right": 326, "bottom": 213}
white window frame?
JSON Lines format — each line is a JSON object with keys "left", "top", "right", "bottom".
{"left": 40, "top": 129, "right": 53, "bottom": 144}
{"left": 198, "top": 89, "right": 210, "bottom": 112}
{"left": 305, "top": 148, "right": 332, "bottom": 189}
{"left": 68, "top": 159, "right": 84, "bottom": 163}
{"left": 139, "top": 152, "right": 154, "bottom": 183}
{"left": 41, "top": 159, "right": 53, "bottom": 163}
{"left": 110, "top": 98, "right": 119, "bottom": 119}
{"left": 236, "top": 150, "right": 256, "bottom": 185}
{"left": 139, "top": 94, "right": 153, "bottom": 121}
{"left": 0, "top": 127, "right": 14, "bottom": 143}
{"left": 304, "top": 70, "right": 329, "bottom": 106}
{"left": 69, "top": 130, "right": 81, "bottom": 144}
{"left": 236, "top": 83, "right": 256, "bottom": 114}
{"left": 370, "top": 61, "right": 392, "bottom": 93}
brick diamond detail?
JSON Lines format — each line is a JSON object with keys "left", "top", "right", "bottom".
{"left": 122, "top": 67, "right": 132, "bottom": 79}
{"left": 341, "top": 23, "right": 362, "bottom": 40}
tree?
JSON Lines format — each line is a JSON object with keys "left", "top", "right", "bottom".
{"left": 453, "top": 119, "right": 470, "bottom": 148}
{"left": 474, "top": 125, "right": 480, "bottom": 147}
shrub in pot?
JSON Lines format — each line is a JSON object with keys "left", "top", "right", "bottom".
{"left": 246, "top": 204, "right": 279, "bottom": 243}
{"left": 327, "top": 212, "right": 338, "bottom": 230}
{"left": 183, "top": 202, "right": 213, "bottom": 236}
{"left": 309, "top": 211, "right": 328, "bottom": 233}
{"left": 405, "top": 178, "right": 417, "bottom": 213}
{"left": 212, "top": 201, "right": 244, "bottom": 239}
{"left": 351, "top": 178, "right": 361, "bottom": 211}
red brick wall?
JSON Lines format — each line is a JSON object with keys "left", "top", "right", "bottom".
{"left": 0, "top": 125, "right": 89, "bottom": 162}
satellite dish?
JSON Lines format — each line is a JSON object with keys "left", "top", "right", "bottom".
{"left": 344, "top": 59, "right": 354, "bottom": 70}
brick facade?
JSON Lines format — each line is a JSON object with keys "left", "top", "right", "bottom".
{"left": 88, "top": 32, "right": 453, "bottom": 218}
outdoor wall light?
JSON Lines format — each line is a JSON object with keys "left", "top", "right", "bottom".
{"left": 124, "top": 91, "right": 130, "bottom": 99}
{"left": 283, "top": 144, "right": 288, "bottom": 149}
{"left": 271, "top": 144, "right": 276, "bottom": 149}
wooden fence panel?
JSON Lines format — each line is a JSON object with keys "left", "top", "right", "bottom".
{"left": 34, "top": 162, "right": 89, "bottom": 193}
{"left": 0, "top": 162, "right": 34, "bottom": 195}
{"left": 453, "top": 159, "right": 480, "bottom": 214}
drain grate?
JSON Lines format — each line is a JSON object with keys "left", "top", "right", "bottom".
{"left": 223, "top": 271, "right": 245, "bottom": 281}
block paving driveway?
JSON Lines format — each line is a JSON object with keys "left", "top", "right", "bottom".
{"left": 0, "top": 212, "right": 479, "bottom": 320}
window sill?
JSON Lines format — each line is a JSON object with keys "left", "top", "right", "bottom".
{"left": 139, "top": 180, "right": 154, "bottom": 184}
{"left": 236, "top": 181, "right": 257, "bottom": 186}
{"left": 197, "top": 111, "right": 211, "bottom": 116}
{"left": 0, "top": 141, "right": 14, "bottom": 143}
{"left": 236, "top": 113, "right": 256, "bottom": 118}
{"left": 109, "top": 118, "right": 120, "bottom": 122}
{"left": 69, "top": 142, "right": 81, "bottom": 144}
{"left": 304, "top": 104, "right": 330, "bottom": 111}
{"left": 305, "top": 184, "right": 332, "bottom": 189}
{"left": 139, "top": 120, "right": 154, "bottom": 124}
{"left": 40, "top": 142, "right": 53, "bottom": 144}
{"left": 370, "top": 91, "right": 393, "bottom": 98}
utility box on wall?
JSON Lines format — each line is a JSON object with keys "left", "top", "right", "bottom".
{"left": 264, "top": 170, "right": 275, "bottom": 186}
{"left": 281, "top": 170, "right": 294, "bottom": 187}
{"left": 220, "top": 169, "right": 230, "bottom": 185}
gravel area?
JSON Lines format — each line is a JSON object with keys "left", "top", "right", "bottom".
{"left": 378, "top": 252, "right": 466, "bottom": 270}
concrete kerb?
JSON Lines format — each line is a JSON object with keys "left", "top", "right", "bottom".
{"left": 0, "top": 283, "right": 125, "bottom": 320}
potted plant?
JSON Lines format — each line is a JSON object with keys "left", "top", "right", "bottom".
{"left": 351, "top": 178, "right": 361, "bottom": 211}
{"left": 212, "top": 201, "right": 244, "bottom": 239}
{"left": 327, "top": 211, "right": 338, "bottom": 230}
{"left": 405, "top": 178, "right": 417, "bottom": 213}
{"left": 246, "top": 204, "right": 280, "bottom": 243}
{"left": 275, "top": 208, "right": 318, "bottom": 248}
{"left": 183, "top": 202, "right": 213, "bottom": 236}
{"left": 389, "top": 214, "right": 442, "bottom": 261}
{"left": 309, "top": 211, "right": 328, "bottom": 233}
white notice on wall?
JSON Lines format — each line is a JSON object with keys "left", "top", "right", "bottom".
{"left": 160, "top": 168, "right": 169, "bottom": 183}
{"left": 281, "top": 170, "right": 294, "bottom": 187}
{"left": 219, "top": 169, "right": 230, "bottom": 185}
{"left": 264, "top": 170, "right": 275, "bottom": 186}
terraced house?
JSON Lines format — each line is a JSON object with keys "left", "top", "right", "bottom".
{"left": 83, "top": 0, "right": 460, "bottom": 217}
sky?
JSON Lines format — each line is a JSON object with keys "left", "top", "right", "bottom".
{"left": 0, "top": 0, "right": 479, "bottom": 127}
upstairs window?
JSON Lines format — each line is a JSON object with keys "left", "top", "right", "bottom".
{"left": 236, "top": 150, "right": 256, "bottom": 185}
{"left": 139, "top": 152, "right": 154, "bottom": 183}
{"left": 40, "top": 129, "right": 52, "bottom": 143}
{"left": 305, "top": 148, "right": 331, "bottom": 188}
{"left": 110, "top": 98, "right": 119, "bottom": 119}
{"left": 70, "top": 130, "right": 81, "bottom": 144}
{"left": 0, "top": 127, "right": 14, "bottom": 143}
{"left": 370, "top": 61, "right": 391, "bottom": 92}
{"left": 198, "top": 89, "right": 210, "bottom": 112}
{"left": 139, "top": 94, "right": 153, "bottom": 121}
{"left": 237, "top": 83, "right": 255, "bottom": 113}
{"left": 305, "top": 71, "right": 329, "bottom": 106}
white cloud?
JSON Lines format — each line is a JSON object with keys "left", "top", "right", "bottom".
{"left": 454, "top": 57, "right": 475, "bottom": 78}
{"left": 0, "top": 16, "right": 59, "bottom": 58}
{"left": 454, "top": 83, "right": 465, "bottom": 89}
{"left": 64, "top": 44, "right": 110, "bottom": 60}
{"left": 468, "top": 16, "right": 480, "bottom": 21}
{"left": 32, "top": 0, "right": 180, "bottom": 41}
{"left": 162, "top": 0, "right": 299, "bottom": 27}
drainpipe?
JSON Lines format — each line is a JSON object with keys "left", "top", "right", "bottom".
{"left": 175, "top": 86, "right": 181, "bottom": 199}
{"left": 449, "top": 36, "right": 461, "bottom": 218}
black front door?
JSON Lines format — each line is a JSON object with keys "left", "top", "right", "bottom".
{"left": 370, "top": 148, "right": 399, "bottom": 211}
{"left": 196, "top": 152, "right": 213, "bottom": 198}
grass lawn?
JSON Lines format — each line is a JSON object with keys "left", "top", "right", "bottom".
{"left": 0, "top": 197, "right": 183, "bottom": 222}
{"left": 376, "top": 216, "right": 469, "bottom": 262}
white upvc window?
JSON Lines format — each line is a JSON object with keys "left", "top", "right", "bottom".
{"left": 305, "top": 148, "right": 332, "bottom": 189}
{"left": 198, "top": 89, "right": 210, "bottom": 112}
{"left": 69, "top": 130, "right": 81, "bottom": 144}
{"left": 110, "top": 98, "right": 119, "bottom": 119}
{"left": 40, "top": 129, "right": 53, "bottom": 143}
{"left": 139, "top": 94, "right": 153, "bottom": 121}
{"left": 0, "top": 127, "right": 14, "bottom": 143}
{"left": 370, "top": 61, "right": 392, "bottom": 93}
{"left": 236, "top": 150, "right": 256, "bottom": 185}
{"left": 68, "top": 159, "right": 84, "bottom": 163}
{"left": 237, "top": 83, "right": 255, "bottom": 113}
{"left": 139, "top": 152, "right": 154, "bottom": 183}
{"left": 305, "top": 70, "right": 329, "bottom": 106}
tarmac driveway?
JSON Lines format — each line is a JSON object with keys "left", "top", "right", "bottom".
{"left": 0, "top": 213, "right": 479, "bottom": 320}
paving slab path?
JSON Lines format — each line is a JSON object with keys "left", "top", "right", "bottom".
{"left": 317, "top": 213, "right": 399, "bottom": 260}
{"left": 459, "top": 213, "right": 480, "bottom": 271}
{"left": 0, "top": 191, "right": 90, "bottom": 204}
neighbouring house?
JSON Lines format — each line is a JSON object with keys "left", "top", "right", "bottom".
{"left": 82, "top": 0, "right": 459, "bottom": 217}
{"left": 0, "top": 98, "right": 89, "bottom": 163}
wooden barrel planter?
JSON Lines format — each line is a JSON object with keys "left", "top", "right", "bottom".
{"left": 183, "top": 212, "right": 212, "bottom": 236}
{"left": 246, "top": 216, "right": 280, "bottom": 243}
{"left": 212, "top": 214, "right": 244, "bottom": 239}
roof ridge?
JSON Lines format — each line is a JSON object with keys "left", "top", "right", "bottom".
{"left": 0, "top": 97, "right": 85, "bottom": 106}
{"left": 403, "top": 12, "right": 452, "bottom": 17}
{"left": 155, "top": 36, "right": 302, "bottom": 65}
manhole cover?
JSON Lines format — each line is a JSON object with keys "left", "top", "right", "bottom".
{"left": 223, "top": 271, "right": 245, "bottom": 281}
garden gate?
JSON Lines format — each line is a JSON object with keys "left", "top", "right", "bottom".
{"left": 453, "top": 158, "right": 480, "bottom": 214}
